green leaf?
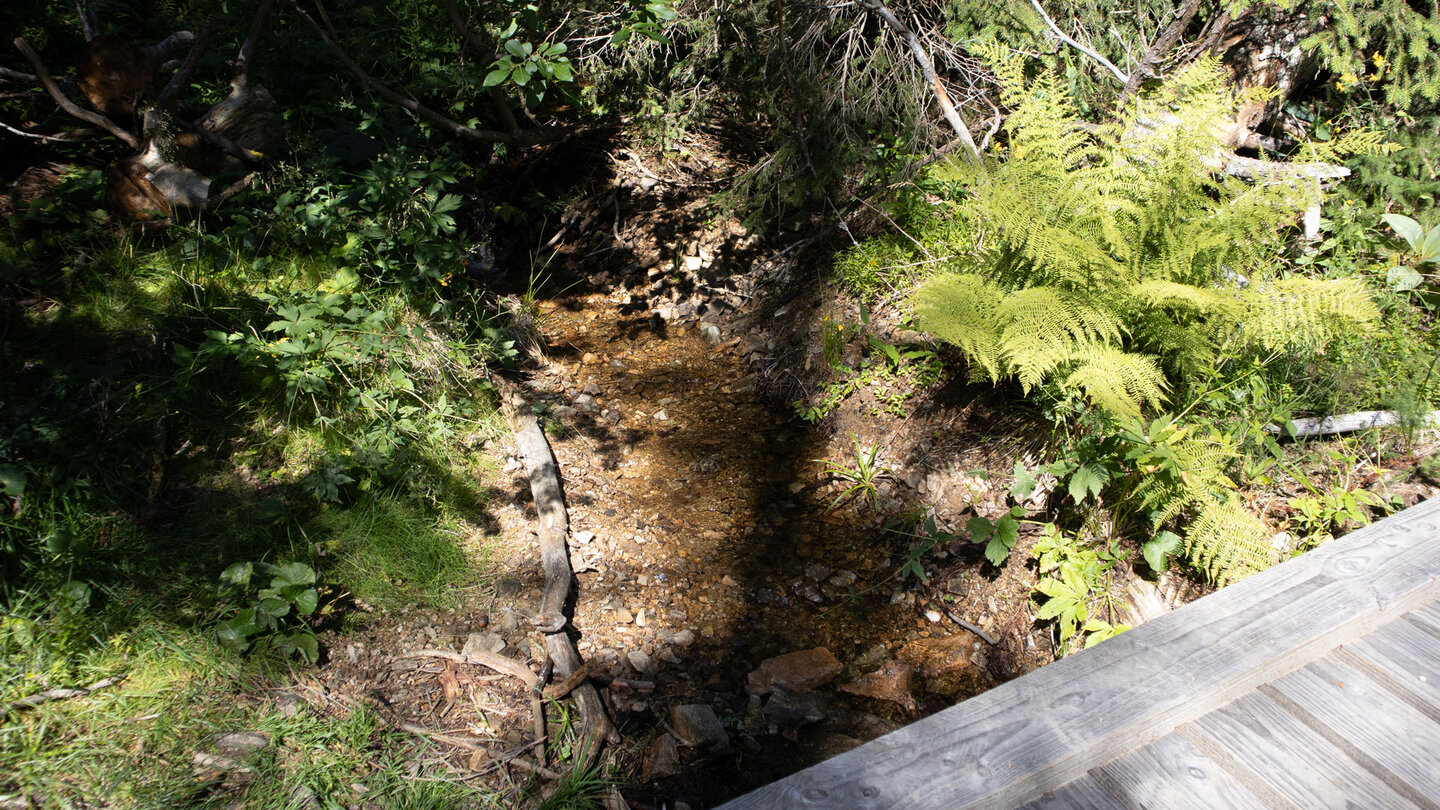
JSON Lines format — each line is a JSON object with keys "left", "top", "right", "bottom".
{"left": 1383, "top": 214, "right": 1424, "bottom": 252}
{"left": 484, "top": 68, "right": 508, "bottom": 87}
{"left": 221, "top": 562, "right": 254, "bottom": 587}
{"left": 0, "top": 464, "right": 27, "bottom": 496}
{"left": 504, "top": 39, "right": 527, "bottom": 58}
{"left": 1009, "top": 462, "right": 1036, "bottom": 499}
{"left": 292, "top": 588, "right": 319, "bottom": 616}
{"left": 1068, "top": 463, "right": 1107, "bottom": 503}
{"left": 258, "top": 597, "right": 291, "bottom": 618}
{"left": 287, "top": 633, "right": 320, "bottom": 663}
{"left": 1142, "top": 530, "right": 1182, "bottom": 571}
{"left": 984, "top": 535, "right": 1011, "bottom": 566}
{"left": 275, "top": 562, "right": 316, "bottom": 587}
{"left": 1388, "top": 264, "right": 1423, "bottom": 291}
{"left": 967, "top": 515, "right": 995, "bottom": 542}
{"left": 995, "top": 515, "right": 1019, "bottom": 547}
{"left": 512, "top": 67, "right": 531, "bottom": 86}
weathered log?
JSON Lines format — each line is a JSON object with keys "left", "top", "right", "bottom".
{"left": 500, "top": 384, "right": 619, "bottom": 747}
{"left": 1267, "top": 410, "right": 1440, "bottom": 438}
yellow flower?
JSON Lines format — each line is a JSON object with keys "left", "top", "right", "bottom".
{"left": 1336, "top": 72, "right": 1360, "bottom": 91}
{"left": 1372, "top": 52, "right": 1386, "bottom": 68}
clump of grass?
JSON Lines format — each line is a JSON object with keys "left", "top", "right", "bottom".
{"left": 308, "top": 492, "right": 482, "bottom": 611}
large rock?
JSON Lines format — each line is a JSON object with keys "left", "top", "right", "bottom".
{"left": 746, "top": 647, "right": 843, "bottom": 696}
{"left": 763, "top": 683, "right": 827, "bottom": 740}
{"left": 838, "top": 661, "right": 917, "bottom": 712}
{"left": 642, "top": 733, "right": 681, "bottom": 781}
{"left": 670, "top": 704, "right": 729, "bottom": 750}
{"left": 897, "top": 634, "right": 971, "bottom": 677}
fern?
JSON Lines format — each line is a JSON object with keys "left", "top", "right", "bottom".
{"left": 1184, "top": 497, "right": 1276, "bottom": 586}
{"left": 1301, "top": 0, "right": 1440, "bottom": 113}
{"left": 913, "top": 49, "right": 1378, "bottom": 416}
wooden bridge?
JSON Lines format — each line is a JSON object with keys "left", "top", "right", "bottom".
{"left": 721, "top": 495, "right": 1440, "bottom": 809}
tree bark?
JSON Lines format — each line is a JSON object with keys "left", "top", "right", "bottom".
{"left": 12, "top": 37, "right": 137, "bottom": 147}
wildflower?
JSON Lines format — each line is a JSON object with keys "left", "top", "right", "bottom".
{"left": 1335, "top": 72, "right": 1360, "bottom": 91}
{"left": 1372, "top": 52, "right": 1386, "bottom": 68}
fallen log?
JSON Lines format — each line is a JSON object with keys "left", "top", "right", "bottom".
{"left": 1266, "top": 410, "right": 1440, "bottom": 438}
{"left": 499, "top": 383, "right": 619, "bottom": 748}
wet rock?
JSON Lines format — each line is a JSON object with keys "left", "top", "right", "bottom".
{"left": 642, "top": 733, "right": 681, "bottom": 781}
{"left": 800, "top": 584, "right": 825, "bottom": 604}
{"left": 838, "top": 661, "right": 917, "bottom": 712}
{"left": 746, "top": 647, "right": 843, "bottom": 696}
{"left": 897, "top": 634, "right": 972, "bottom": 677}
{"left": 803, "top": 563, "right": 832, "bottom": 581}
{"left": 462, "top": 632, "right": 506, "bottom": 657}
{"left": 671, "top": 704, "right": 730, "bottom": 750}
{"left": 763, "top": 683, "right": 826, "bottom": 739}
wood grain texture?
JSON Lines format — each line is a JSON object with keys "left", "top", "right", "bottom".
{"left": 1016, "top": 776, "right": 1124, "bottom": 810}
{"left": 1188, "top": 691, "right": 1415, "bottom": 809}
{"left": 1407, "top": 601, "right": 1440, "bottom": 636}
{"left": 1340, "top": 616, "right": 1440, "bottom": 720}
{"left": 1267, "top": 658, "right": 1440, "bottom": 803}
{"left": 721, "top": 497, "right": 1440, "bottom": 809}
{"left": 1094, "top": 732, "right": 1262, "bottom": 810}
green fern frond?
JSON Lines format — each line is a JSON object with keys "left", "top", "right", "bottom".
{"left": 996, "top": 288, "right": 1122, "bottom": 391}
{"left": 1131, "top": 280, "right": 1234, "bottom": 314}
{"left": 910, "top": 274, "right": 1005, "bottom": 380}
{"left": 1238, "top": 277, "right": 1379, "bottom": 352}
{"left": 1063, "top": 345, "right": 1168, "bottom": 418}
{"left": 1184, "top": 496, "right": 1276, "bottom": 586}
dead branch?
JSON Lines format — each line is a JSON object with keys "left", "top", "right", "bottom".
{"left": 151, "top": 23, "right": 220, "bottom": 126}
{"left": 499, "top": 381, "right": 619, "bottom": 748}
{"left": 444, "top": 0, "right": 521, "bottom": 136}
{"left": 6, "top": 676, "right": 124, "bottom": 715}
{"left": 0, "top": 66, "right": 39, "bottom": 84}
{"left": 74, "top": 0, "right": 100, "bottom": 42}
{"left": 231, "top": 0, "right": 277, "bottom": 92}
{"left": 0, "top": 120, "right": 77, "bottom": 142}
{"left": 1117, "top": 0, "right": 1204, "bottom": 107}
{"left": 542, "top": 661, "right": 593, "bottom": 700}
{"left": 290, "top": 0, "right": 556, "bottom": 147}
{"left": 861, "top": 0, "right": 982, "bottom": 165}
{"left": 12, "top": 38, "right": 137, "bottom": 147}
{"left": 929, "top": 599, "right": 999, "bottom": 646}
{"left": 406, "top": 649, "right": 538, "bottom": 686}
{"left": 1026, "top": 0, "right": 1128, "bottom": 85}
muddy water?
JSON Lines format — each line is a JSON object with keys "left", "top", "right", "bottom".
{"left": 530, "top": 296, "right": 989, "bottom": 802}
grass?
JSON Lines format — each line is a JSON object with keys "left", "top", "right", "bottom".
{"left": 1, "top": 160, "right": 520, "bottom": 807}
{"left": 308, "top": 491, "right": 489, "bottom": 612}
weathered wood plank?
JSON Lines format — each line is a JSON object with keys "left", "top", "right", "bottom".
{"left": 1266, "top": 658, "right": 1440, "bottom": 804}
{"left": 1015, "top": 776, "right": 1124, "bottom": 810}
{"left": 1093, "top": 732, "right": 1263, "bottom": 809}
{"left": 1338, "top": 616, "right": 1440, "bottom": 720}
{"left": 1187, "top": 691, "right": 1415, "bottom": 809}
{"left": 721, "top": 497, "right": 1440, "bottom": 809}
{"left": 1407, "top": 601, "right": 1440, "bottom": 636}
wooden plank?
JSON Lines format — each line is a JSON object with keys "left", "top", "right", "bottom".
{"left": 1339, "top": 614, "right": 1440, "bottom": 719}
{"left": 1265, "top": 658, "right": 1440, "bottom": 805}
{"left": 721, "top": 497, "right": 1440, "bottom": 809}
{"left": 1187, "top": 692, "right": 1416, "bottom": 809}
{"left": 1016, "top": 776, "right": 1125, "bottom": 810}
{"left": 1092, "top": 732, "right": 1263, "bottom": 810}
{"left": 1408, "top": 601, "right": 1440, "bottom": 636}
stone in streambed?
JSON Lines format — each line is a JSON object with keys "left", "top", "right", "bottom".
{"left": 670, "top": 704, "right": 729, "bottom": 750}
{"left": 838, "top": 660, "right": 917, "bottom": 712}
{"left": 746, "top": 647, "right": 843, "bottom": 696}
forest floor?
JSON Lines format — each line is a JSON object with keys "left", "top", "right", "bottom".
{"left": 299, "top": 135, "right": 1340, "bottom": 809}
{"left": 6, "top": 130, "right": 1438, "bottom": 810}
